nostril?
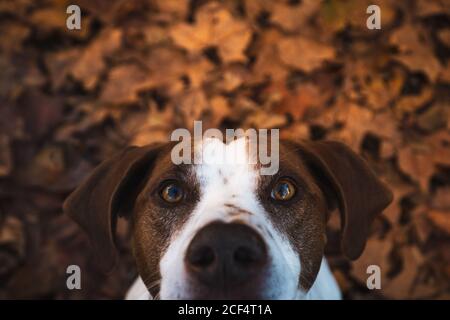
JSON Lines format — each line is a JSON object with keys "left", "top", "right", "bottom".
{"left": 233, "top": 246, "right": 263, "bottom": 266}
{"left": 188, "top": 246, "right": 215, "bottom": 268}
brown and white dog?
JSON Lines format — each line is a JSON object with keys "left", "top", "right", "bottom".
{"left": 63, "top": 137, "right": 392, "bottom": 299}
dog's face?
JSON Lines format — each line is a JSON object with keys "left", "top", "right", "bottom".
{"left": 64, "top": 137, "right": 392, "bottom": 299}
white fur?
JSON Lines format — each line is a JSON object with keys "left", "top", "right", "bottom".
{"left": 126, "top": 137, "right": 342, "bottom": 300}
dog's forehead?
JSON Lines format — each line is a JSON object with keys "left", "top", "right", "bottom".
{"left": 193, "top": 137, "right": 257, "bottom": 186}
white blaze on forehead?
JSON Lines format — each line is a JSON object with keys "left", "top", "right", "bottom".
{"left": 192, "top": 137, "right": 263, "bottom": 219}
{"left": 194, "top": 137, "right": 257, "bottom": 196}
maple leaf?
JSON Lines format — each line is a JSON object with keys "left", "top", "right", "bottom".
{"left": 170, "top": 2, "right": 252, "bottom": 63}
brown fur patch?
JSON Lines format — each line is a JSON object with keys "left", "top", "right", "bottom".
{"left": 131, "top": 149, "right": 200, "bottom": 297}
{"left": 256, "top": 141, "right": 328, "bottom": 291}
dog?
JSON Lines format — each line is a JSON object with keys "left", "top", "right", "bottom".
{"left": 63, "top": 137, "right": 392, "bottom": 299}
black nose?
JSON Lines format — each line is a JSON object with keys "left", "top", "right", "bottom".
{"left": 185, "top": 222, "right": 268, "bottom": 289}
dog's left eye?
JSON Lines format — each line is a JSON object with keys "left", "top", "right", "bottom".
{"left": 160, "top": 182, "right": 184, "bottom": 203}
{"left": 271, "top": 179, "right": 296, "bottom": 201}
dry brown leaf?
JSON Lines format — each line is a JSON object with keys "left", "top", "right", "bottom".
{"left": 71, "top": 29, "right": 122, "bottom": 90}
{"left": 416, "top": 0, "right": 450, "bottom": 17}
{"left": 330, "top": 103, "right": 373, "bottom": 151}
{"left": 271, "top": 83, "right": 324, "bottom": 121}
{"left": 432, "top": 187, "right": 450, "bottom": 210}
{"left": 416, "top": 102, "right": 448, "bottom": 133}
{"left": 382, "top": 246, "right": 425, "bottom": 299}
{"left": 243, "top": 0, "right": 273, "bottom": 23}
{"left": 383, "top": 181, "right": 415, "bottom": 225}
{"left": 390, "top": 24, "right": 441, "bottom": 82}
{"left": 428, "top": 210, "right": 450, "bottom": 234}
{"left": 344, "top": 60, "right": 405, "bottom": 111}
{"left": 215, "top": 66, "right": 247, "bottom": 92}
{"left": 121, "top": 104, "right": 174, "bottom": 147}
{"left": 426, "top": 130, "right": 450, "bottom": 167}
{"left": 140, "top": 47, "right": 214, "bottom": 94}
{"left": 208, "top": 95, "right": 231, "bottom": 128}
{"left": 100, "top": 64, "right": 153, "bottom": 105}
{"left": 170, "top": 2, "right": 252, "bottom": 63}
{"left": 54, "top": 102, "right": 112, "bottom": 142}
{"left": 45, "top": 49, "right": 80, "bottom": 90}
{"left": 278, "top": 36, "right": 335, "bottom": 73}
{"left": 438, "top": 64, "right": 450, "bottom": 83}
{"left": 280, "top": 123, "right": 309, "bottom": 141}
{"left": 271, "top": 0, "right": 321, "bottom": 32}
{"left": 244, "top": 109, "right": 286, "bottom": 129}
{"left": 153, "top": 0, "right": 189, "bottom": 20}
{"left": 251, "top": 29, "right": 289, "bottom": 83}
{"left": 176, "top": 90, "right": 209, "bottom": 129}
{"left": 437, "top": 29, "right": 450, "bottom": 47}
{"left": 398, "top": 144, "right": 435, "bottom": 192}
{"left": 412, "top": 206, "right": 434, "bottom": 244}
{"left": 395, "top": 85, "right": 434, "bottom": 116}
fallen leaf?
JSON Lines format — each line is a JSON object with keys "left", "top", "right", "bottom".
{"left": 250, "top": 29, "right": 289, "bottom": 83}
{"left": 395, "top": 85, "right": 434, "bottom": 116}
{"left": 416, "top": 0, "right": 450, "bottom": 17}
{"left": 278, "top": 36, "right": 335, "bottom": 73}
{"left": 390, "top": 24, "right": 441, "bottom": 82}
{"left": 398, "top": 144, "right": 435, "bottom": 192}
{"left": 100, "top": 64, "right": 153, "bottom": 105}
{"left": 382, "top": 246, "right": 424, "bottom": 299}
{"left": 170, "top": 2, "right": 252, "bottom": 63}
{"left": 432, "top": 187, "right": 450, "bottom": 210}
{"left": 71, "top": 28, "right": 122, "bottom": 90}
{"left": 270, "top": 0, "right": 321, "bottom": 32}
{"left": 208, "top": 95, "right": 231, "bottom": 128}
{"left": 412, "top": 206, "right": 434, "bottom": 244}
{"left": 271, "top": 83, "right": 324, "bottom": 121}
{"left": 428, "top": 210, "right": 450, "bottom": 234}
{"left": 244, "top": 109, "right": 286, "bottom": 129}
{"left": 426, "top": 130, "right": 450, "bottom": 167}
{"left": 437, "top": 29, "right": 450, "bottom": 47}
{"left": 175, "top": 90, "right": 209, "bottom": 129}
{"left": 416, "top": 102, "right": 448, "bottom": 133}
{"left": 383, "top": 181, "right": 415, "bottom": 225}
{"left": 119, "top": 103, "right": 174, "bottom": 147}
{"left": 45, "top": 49, "right": 80, "bottom": 90}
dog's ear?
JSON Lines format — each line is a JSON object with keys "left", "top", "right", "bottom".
{"left": 293, "top": 140, "right": 393, "bottom": 260}
{"left": 63, "top": 143, "right": 166, "bottom": 272}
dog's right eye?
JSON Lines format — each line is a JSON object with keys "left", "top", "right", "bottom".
{"left": 160, "top": 182, "right": 184, "bottom": 203}
{"left": 271, "top": 178, "right": 296, "bottom": 202}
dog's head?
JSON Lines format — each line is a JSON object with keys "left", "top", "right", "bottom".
{"left": 63, "top": 137, "right": 392, "bottom": 299}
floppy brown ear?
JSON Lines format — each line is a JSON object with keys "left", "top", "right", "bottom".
{"left": 294, "top": 140, "right": 393, "bottom": 260}
{"left": 63, "top": 143, "right": 165, "bottom": 272}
